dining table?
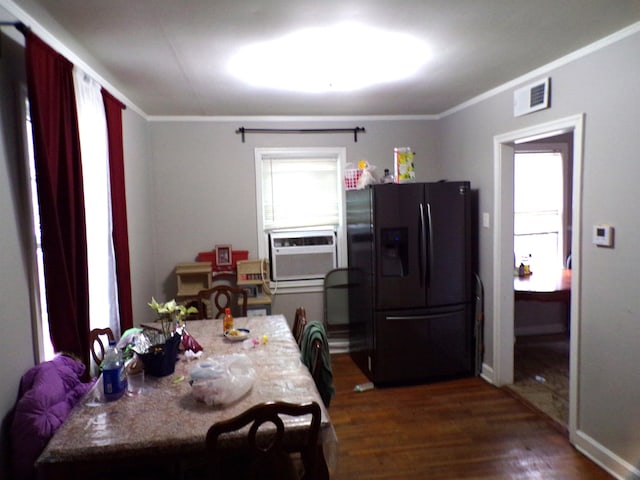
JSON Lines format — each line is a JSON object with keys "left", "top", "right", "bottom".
{"left": 513, "top": 268, "right": 572, "bottom": 303}
{"left": 514, "top": 268, "right": 572, "bottom": 331}
{"left": 36, "top": 314, "right": 337, "bottom": 479}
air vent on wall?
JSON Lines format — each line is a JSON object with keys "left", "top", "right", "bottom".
{"left": 513, "top": 77, "right": 550, "bottom": 117}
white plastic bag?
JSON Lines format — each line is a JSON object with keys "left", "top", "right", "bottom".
{"left": 189, "top": 354, "right": 255, "bottom": 406}
{"left": 356, "top": 162, "right": 379, "bottom": 188}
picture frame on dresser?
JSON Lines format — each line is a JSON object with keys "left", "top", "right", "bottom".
{"left": 215, "top": 244, "right": 232, "bottom": 266}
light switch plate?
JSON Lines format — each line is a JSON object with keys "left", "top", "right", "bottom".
{"left": 592, "top": 224, "right": 614, "bottom": 247}
{"left": 482, "top": 212, "right": 490, "bottom": 228}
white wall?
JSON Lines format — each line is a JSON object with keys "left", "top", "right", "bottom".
{"left": 437, "top": 28, "right": 640, "bottom": 478}
{"left": 0, "top": 33, "right": 34, "bottom": 475}
{"left": 122, "top": 109, "right": 157, "bottom": 325}
{"left": 147, "top": 118, "right": 441, "bottom": 323}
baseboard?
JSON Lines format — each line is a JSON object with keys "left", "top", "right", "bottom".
{"left": 328, "top": 338, "right": 350, "bottom": 354}
{"left": 574, "top": 429, "right": 640, "bottom": 480}
{"left": 480, "top": 362, "right": 495, "bottom": 384}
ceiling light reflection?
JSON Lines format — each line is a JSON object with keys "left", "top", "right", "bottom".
{"left": 228, "top": 23, "right": 431, "bottom": 93}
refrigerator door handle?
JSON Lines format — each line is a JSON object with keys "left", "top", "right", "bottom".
{"left": 387, "top": 310, "right": 465, "bottom": 322}
{"left": 419, "top": 203, "right": 427, "bottom": 287}
{"left": 426, "top": 202, "right": 434, "bottom": 287}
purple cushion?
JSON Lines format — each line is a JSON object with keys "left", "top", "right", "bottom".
{"left": 11, "top": 355, "right": 94, "bottom": 480}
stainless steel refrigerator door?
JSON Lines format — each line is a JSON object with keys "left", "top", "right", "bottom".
{"left": 373, "top": 182, "right": 471, "bottom": 310}
{"left": 424, "top": 181, "right": 472, "bottom": 306}
{"left": 372, "top": 306, "right": 474, "bottom": 384}
{"left": 373, "top": 183, "right": 426, "bottom": 309}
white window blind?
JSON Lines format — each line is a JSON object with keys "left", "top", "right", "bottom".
{"left": 261, "top": 155, "right": 340, "bottom": 230}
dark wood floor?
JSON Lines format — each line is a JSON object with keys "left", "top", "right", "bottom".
{"left": 328, "top": 353, "right": 612, "bottom": 480}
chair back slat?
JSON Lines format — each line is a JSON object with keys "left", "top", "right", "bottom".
{"left": 191, "top": 285, "right": 248, "bottom": 319}
{"left": 292, "top": 307, "right": 307, "bottom": 346}
{"left": 89, "top": 327, "right": 115, "bottom": 367}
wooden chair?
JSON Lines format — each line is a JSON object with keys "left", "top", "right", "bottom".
{"left": 89, "top": 327, "right": 115, "bottom": 373}
{"left": 193, "top": 285, "right": 248, "bottom": 319}
{"left": 205, "top": 401, "right": 328, "bottom": 480}
{"left": 183, "top": 273, "right": 241, "bottom": 320}
{"left": 292, "top": 307, "right": 307, "bottom": 346}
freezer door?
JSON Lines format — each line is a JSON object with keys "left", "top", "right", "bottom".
{"left": 373, "top": 306, "right": 474, "bottom": 384}
{"left": 425, "top": 182, "right": 472, "bottom": 306}
{"left": 373, "top": 183, "right": 427, "bottom": 309}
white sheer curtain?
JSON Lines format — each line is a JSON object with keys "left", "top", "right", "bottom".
{"left": 73, "top": 67, "right": 120, "bottom": 338}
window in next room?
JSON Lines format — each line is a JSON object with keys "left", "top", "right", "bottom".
{"left": 514, "top": 150, "right": 566, "bottom": 273}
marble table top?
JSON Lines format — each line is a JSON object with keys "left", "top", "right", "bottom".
{"left": 37, "top": 315, "right": 333, "bottom": 469}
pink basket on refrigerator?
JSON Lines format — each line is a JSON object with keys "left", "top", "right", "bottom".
{"left": 343, "top": 169, "right": 362, "bottom": 190}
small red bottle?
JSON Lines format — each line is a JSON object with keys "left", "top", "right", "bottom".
{"left": 223, "top": 307, "right": 234, "bottom": 334}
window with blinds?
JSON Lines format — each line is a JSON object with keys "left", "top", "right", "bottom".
{"left": 254, "top": 147, "right": 347, "bottom": 285}
{"left": 261, "top": 155, "right": 340, "bottom": 230}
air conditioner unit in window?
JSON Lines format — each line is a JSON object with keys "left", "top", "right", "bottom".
{"left": 269, "top": 230, "right": 337, "bottom": 281}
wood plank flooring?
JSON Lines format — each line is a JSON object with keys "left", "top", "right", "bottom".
{"left": 328, "top": 353, "right": 612, "bottom": 479}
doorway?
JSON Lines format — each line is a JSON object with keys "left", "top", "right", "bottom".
{"left": 509, "top": 138, "right": 572, "bottom": 429}
{"left": 492, "top": 114, "right": 584, "bottom": 444}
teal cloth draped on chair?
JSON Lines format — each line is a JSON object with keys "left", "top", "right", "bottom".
{"left": 300, "top": 321, "right": 335, "bottom": 407}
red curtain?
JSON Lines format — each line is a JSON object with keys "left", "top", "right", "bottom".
{"left": 24, "top": 32, "right": 90, "bottom": 361}
{"left": 102, "top": 90, "right": 133, "bottom": 331}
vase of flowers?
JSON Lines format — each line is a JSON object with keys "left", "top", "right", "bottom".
{"left": 140, "top": 298, "right": 197, "bottom": 377}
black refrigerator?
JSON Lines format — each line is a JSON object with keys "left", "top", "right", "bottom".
{"left": 346, "top": 181, "right": 474, "bottom": 385}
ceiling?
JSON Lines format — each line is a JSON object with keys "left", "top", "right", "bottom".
{"left": 3, "top": 0, "right": 640, "bottom": 117}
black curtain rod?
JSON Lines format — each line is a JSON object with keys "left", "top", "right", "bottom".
{"left": 236, "top": 126, "right": 365, "bottom": 143}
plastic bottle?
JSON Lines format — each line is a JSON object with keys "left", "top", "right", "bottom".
{"left": 223, "top": 307, "right": 234, "bottom": 334}
{"left": 102, "top": 340, "right": 126, "bottom": 401}
{"left": 382, "top": 168, "right": 394, "bottom": 184}
{"left": 521, "top": 254, "right": 531, "bottom": 275}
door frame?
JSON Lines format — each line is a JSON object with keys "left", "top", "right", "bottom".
{"left": 492, "top": 113, "right": 584, "bottom": 443}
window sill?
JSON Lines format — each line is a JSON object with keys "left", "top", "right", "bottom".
{"left": 268, "top": 279, "right": 325, "bottom": 295}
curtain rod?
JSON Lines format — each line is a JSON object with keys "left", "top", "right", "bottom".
{"left": 236, "top": 126, "right": 365, "bottom": 143}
